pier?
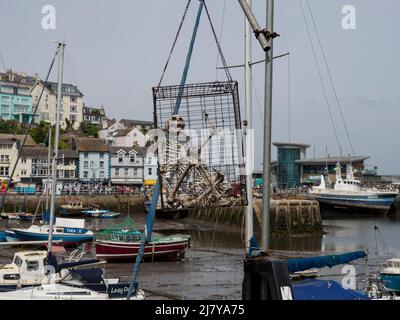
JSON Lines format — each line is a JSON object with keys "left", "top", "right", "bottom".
{"left": 188, "top": 198, "right": 322, "bottom": 235}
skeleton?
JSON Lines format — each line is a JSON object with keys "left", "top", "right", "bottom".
{"left": 157, "top": 113, "right": 234, "bottom": 209}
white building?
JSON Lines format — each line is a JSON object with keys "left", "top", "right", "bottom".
{"left": 30, "top": 81, "right": 84, "bottom": 130}
{"left": 144, "top": 152, "right": 158, "bottom": 186}
{"left": 112, "top": 128, "right": 146, "bottom": 148}
{"left": 109, "top": 147, "right": 144, "bottom": 186}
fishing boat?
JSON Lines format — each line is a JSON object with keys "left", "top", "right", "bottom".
{"left": 9, "top": 218, "right": 93, "bottom": 245}
{"left": 380, "top": 258, "right": 400, "bottom": 292}
{"left": 59, "top": 199, "right": 86, "bottom": 217}
{"left": 95, "top": 229, "right": 190, "bottom": 261}
{"left": 308, "top": 163, "right": 398, "bottom": 214}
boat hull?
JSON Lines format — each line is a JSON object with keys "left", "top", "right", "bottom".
{"left": 11, "top": 229, "right": 93, "bottom": 244}
{"left": 309, "top": 193, "right": 397, "bottom": 213}
{"left": 58, "top": 207, "right": 84, "bottom": 217}
{"left": 381, "top": 273, "right": 400, "bottom": 292}
{"left": 95, "top": 239, "right": 190, "bottom": 261}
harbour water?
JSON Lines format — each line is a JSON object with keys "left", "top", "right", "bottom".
{"left": 0, "top": 208, "right": 399, "bottom": 300}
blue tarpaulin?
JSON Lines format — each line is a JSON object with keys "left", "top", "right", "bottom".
{"left": 292, "top": 279, "right": 369, "bottom": 300}
{"left": 286, "top": 251, "right": 367, "bottom": 274}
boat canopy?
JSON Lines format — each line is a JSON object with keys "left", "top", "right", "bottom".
{"left": 292, "top": 279, "right": 369, "bottom": 300}
{"left": 286, "top": 251, "right": 367, "bottom": 274}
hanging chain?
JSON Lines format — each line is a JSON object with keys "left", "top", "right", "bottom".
{"left": 157, "top": 0, "right": 192, "bottom": 88}
{"left": 203, "top": 0, "right": 233, "bottom": 83}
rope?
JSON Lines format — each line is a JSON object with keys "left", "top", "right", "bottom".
{"left": 298, "top": 0, "right": 342, "bottom": 155}
{"left": 203, "top": 1, "right": 233, "bottom": 83}
{"left": 215, "top": 0, "right": 228, "bottom": 80}
{"left": 305, "top": 0, "right": 356, "bottom": 157}
{"left": 0, "top": 50, "right": 6, "bottom": 72}
{"left": 0, "top": 46, "right": 59, "bottom": 212}
{"left": 157, "top": 0, "right": 192, "bottom": 88}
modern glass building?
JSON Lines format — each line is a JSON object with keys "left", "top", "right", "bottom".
{"left": 274, "top": 143, "right": 310, "bottom": 188}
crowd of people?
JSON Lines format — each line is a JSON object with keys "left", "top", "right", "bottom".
{"left": 35, "top": 183, "right": 144, "bottom": 196}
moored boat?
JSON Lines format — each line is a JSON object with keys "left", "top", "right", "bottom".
{"left": 9, "top": 218, "right": 93, "bottom": 245}
{"left": 380, "top": 258, "right": 400, "bottom": 292}
{"left": 308, "top": 163, "right": 398, "bottom": 214}
{"left": 95, "top": 229, "right": 190, "bottom": 261}
{"left": 82, "top": 209, "right": 120, "bottom": 219}
{"left": 59, "top": 199, "right": 86, "bottom": 217}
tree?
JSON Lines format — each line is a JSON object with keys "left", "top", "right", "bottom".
{"left": 29, "top": 121, "right": 51, "bottom": 144}
{"left": 0, "top": 120, "right": 24, "bottom": 134}
{"left": 80, "top": 123, "right": 99, "bottom": 138}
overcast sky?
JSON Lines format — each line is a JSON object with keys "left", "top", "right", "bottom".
{"left": 0, "top": 0, "right": 399, "bottom": 174}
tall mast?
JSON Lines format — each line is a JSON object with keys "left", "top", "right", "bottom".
{"left": 261, "top": 0, "right": 274, "bottom": 252}
{"left": 244, "top": 0, "right": 253, "bottom": 252}
{"left": 45, "top": 127, "right": 52, "bottom": 214}
{"left": 47, "top": 42, "right": 65, "bottom": 253}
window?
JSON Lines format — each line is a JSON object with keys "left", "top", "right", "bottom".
{"left": 100, "top": 153, "right": 104, "bottom": 159}
{"left": 118, "top": 153, "right": 124, "bottom": 163}
{"left": 147, "top": 156, "right": 152, "bottom": 165}
{"left": 99, "top": 171, "right": 104, "bottom": 179}
{"left": 0, "top": 155, "right": 9, "bottom": 163}
{"left": 0, "top": 167, "right": 9, "bottom": 176}
{"left": 70, "top": 105, "right": 77, "bottom": 113}
{"left": 13, "top": 256, "right": 23, "bottom": 268}
{"left": 133, "top": 168, "right": 138, "bottom": 176}
{"left": 124, "top": 168, "right": 129, "bottom": 176}
{"left": 99, "top": 161, "right": 104, "bottom": 169}
{"left": 115, "top": 168, "right": 120, "bottom": 177}
{"left": 83, "top": 171, "right": 88, "bottom": 178}
{"left": 84, "top": 161, "right": 89, "bottom": 169}
{"left": 21, "top": 170, "right": 27, "bottom": 176}
{"left": 148, "top": 168, "right": 153, "bottom": 176}
{"left": 84, "top": 153, "right": 88, "bottom": 158}
{"left": 70, "top": 96, "right": 77, "bottom": 103}
{"left": 70, "top": 114, "right": 77, "bottom": 122}
{"left": 130, "top": 153, "right": 136, "bottom": 163}
{"left": 26, "top": 261, "right": 39, "bottom": 272}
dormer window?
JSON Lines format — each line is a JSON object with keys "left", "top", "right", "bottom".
{"left": 118, "top": 153, "right": 124, "bottom": 163}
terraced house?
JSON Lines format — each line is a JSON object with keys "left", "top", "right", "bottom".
{"left": 72, "top": 138, "right": 110, "bottom": 183}
{"left": 0, "top": 70, "right": 36, "bottom": 125}
{"left": 110, "top": 146, "right": 144, "bottom": 186}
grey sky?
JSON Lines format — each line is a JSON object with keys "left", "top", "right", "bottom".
{"left": 0, "top": 0, "right": 399, "bottom": 174}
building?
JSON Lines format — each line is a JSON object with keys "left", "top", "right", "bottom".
{"left": 273, "top": 142, "right": 310, "bottom": 188}
{"left": 120, "top": 119, "right": 153, "bottom": 132}
{"left": 111, "top": 128, "right": 146, "bottom": 148}
{"left": 57, "top": 150, "right": 78, "bottom": 186}
{"left": 144, "top": 151, "right": 158, "bottom": 186}
{"left": 30, "top": 81, "right": 84, "bottom": 130}
{"left": 83, "top": 106, "right": 106, "bottom": 126}
{"left": 20, "top": 146, "right": 51, "bottom": 184}
{"left": 72, "top": 138, "right": 110, "bottom": 183}
{"left": 0, "top": 70, "right": 36, "bottom": 125}
{"left": 109, "top": 146, "right": 144, "bottom": 186}
{"left": 297, "top": 156, "right": 369, "bottom": 185}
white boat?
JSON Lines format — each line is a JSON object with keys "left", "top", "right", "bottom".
{"left": 308, "top": 163, "right": 398, "bottom": 213}
{"left": 0, "top": 282, "right": 145, "bottom": 300}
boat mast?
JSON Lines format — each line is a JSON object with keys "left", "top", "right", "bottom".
{"left": 244, "top": 0, "right": 253, "bottom": 252}
{"left": 47, "top": 42, "right": 65, "bottom": 253}
{"left": 261, "top": 0, "right": 274, "bottom": 252}
{"left": 45, "top": 126, "right": 52, "bottom": 215}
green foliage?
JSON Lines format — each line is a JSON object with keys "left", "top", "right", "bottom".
{"left": 0, "top": 120, "right": 25, "bottom": 134}
{"left": 80, "top": 123, "right": 99, "bottom": 138}
{"left": 29, "top": 121, "right": 51, "bottom": 145}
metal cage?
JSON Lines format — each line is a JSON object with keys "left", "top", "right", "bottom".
{"left": 152, "top": 81, "right": 248, "bottom": 211}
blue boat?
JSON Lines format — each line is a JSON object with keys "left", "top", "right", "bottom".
{"left": 9, "top": 219, "right": 94, "bottom": 245}
{"left": 0, "top": 231, "right": 6, "bottom": 242}
{"left": 380, "top": 259, "right": 400, "bottom": 292}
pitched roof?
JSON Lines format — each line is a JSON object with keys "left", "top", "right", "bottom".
{"left": 20, "top": 147, "right": 49, "bottom": 159}
{"left": 74, "top": 138, "right": 109, "bottom": 152}
{"left": 109, "top": 146, "right": 145, "bottom": 156}
{"left": 120, "top": 119, "right": 153, "bottom": 127}
{"left": 38, "top": 81, "right": 84, "bottom": 97}
{"left": 59, "top": 149, "right": 78, "bottom": 159}
{"left": 0, "top": 134, "right": 37, "bottom": 146}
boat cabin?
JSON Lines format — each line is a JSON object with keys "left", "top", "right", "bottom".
{"left": 381, "top": 259, "right": 400, "bottom": 274}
